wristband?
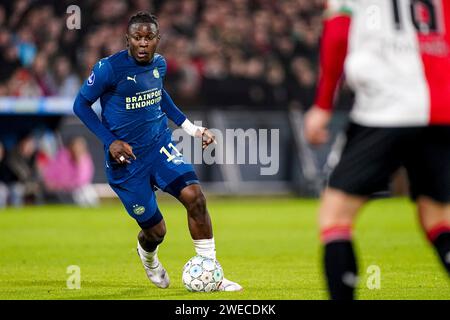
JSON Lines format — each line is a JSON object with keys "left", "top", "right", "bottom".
{"left": 181, "top": 119, "right": 205, "bottom": 137}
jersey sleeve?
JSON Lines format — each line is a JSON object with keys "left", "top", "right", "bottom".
{"left": 314, "top": 5, "right": 351, "bottom": 111}
{"left": 73, "top": 92, "right": 117, "bottom": 148}
{"left": 161, "top": 89, "right": 187, "bottom": 126}
{"left": 156, "top": 54, "right": 186, "bottom": 125}
{"left": 154, "top": 54, "right": 167, "bottom": 79}
{"left": 80, "top": 59, "right": 114, "bottom": 103}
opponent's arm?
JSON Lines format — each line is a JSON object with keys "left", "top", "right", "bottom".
{"left": 304, "top": 6, "right": 351, "bottom": 145}
{"left": 314, "top": 14, "right": 351, "bottom": 111}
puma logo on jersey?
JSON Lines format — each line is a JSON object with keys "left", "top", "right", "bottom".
{"left": 127, "top": 75, "right": 137, "bottom": 83}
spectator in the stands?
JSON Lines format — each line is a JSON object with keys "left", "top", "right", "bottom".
{"left": 14, "top": 27, "right": 36, "bottom": 67}
{"left": 265, "top": 59, "right": 289, "bottom": 107}
{"left": 289, "top": 57, "right": 317, "bottom": 109}
{"left": 8, "top": 68, "right": 42, "bottom": 97}
{"left": 39, "top": 136, "right": 98, "bottom": 207}
{"left": 245, "top": 56, "right": 267, "bottom": 107}
{"left": 2, "top": 134, "right": 43, "bottom": 207}
{"left": 31, "top": 53, "right": 55, "bottom": 96}
{"left": 51, "top": 56, "right": 80, "bottom": 97}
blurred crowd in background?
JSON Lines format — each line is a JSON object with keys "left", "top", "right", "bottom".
{"left": 0, "top": 133, "right": 98, "bottom": 208}
{"left": 0, "top": 0, "right": 355, "bottom": 109}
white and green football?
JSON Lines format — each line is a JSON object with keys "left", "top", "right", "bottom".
{"left": 182, "top": 255, "right": 223, "bottom": 292}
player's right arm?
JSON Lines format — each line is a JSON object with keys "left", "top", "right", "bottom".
{"left": 73, "top": 60, "right": 136, "bottom": 163}
{"left": 304, "top": 0, "right": 352, "bottom": 145}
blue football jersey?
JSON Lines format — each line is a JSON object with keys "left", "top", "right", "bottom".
{"left": 80, "top": 50, "right": 170, "bottom": 150}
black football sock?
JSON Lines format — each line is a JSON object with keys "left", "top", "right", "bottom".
{"left": 432, "top": 232, "right": 450, "bottom": 275}
{"left": 324, "top": 240, "right": 358, "bottom": 300}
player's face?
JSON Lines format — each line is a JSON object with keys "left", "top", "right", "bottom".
{"left": 127, "top": 23, "right": 160, "bottom": 64}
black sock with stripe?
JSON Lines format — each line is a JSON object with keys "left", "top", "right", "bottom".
{"left": 324, "top": 240, "right": 358, "bottom": 300}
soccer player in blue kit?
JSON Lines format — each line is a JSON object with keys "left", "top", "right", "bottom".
{"left": 73, "top": 12, "right": 242, "bottom": 292}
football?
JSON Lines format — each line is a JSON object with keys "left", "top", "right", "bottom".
{"left": 182, "top": 255, "right": 223, "bottom": 292}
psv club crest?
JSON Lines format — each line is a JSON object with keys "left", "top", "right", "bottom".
{"left": 153, "top": 68, "right": 160, "bottom": 79}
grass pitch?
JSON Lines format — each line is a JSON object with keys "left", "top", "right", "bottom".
{"left": 0, "top": 197, "right": 448, "bottom": 300}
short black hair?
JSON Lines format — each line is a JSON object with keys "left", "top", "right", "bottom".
{"left": 127, "top": 11, "right": 159, "bottom": 32}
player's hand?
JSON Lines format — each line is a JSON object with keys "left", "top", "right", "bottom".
{"left": 109, "top": 140, "right": 136, "bottom": 164}
{"left": 200, "top": 128, "right": 216, "bottom": 149}
{"left": 304, "top": 105, "right": 332, "bottom": 145}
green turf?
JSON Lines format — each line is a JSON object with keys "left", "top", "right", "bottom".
{"left": 0, "top": 197, "right": 448, "bottom": 300}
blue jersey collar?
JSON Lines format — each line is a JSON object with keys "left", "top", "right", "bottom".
{"left": 126, "top": 50, "right": 155, "bottom": 67}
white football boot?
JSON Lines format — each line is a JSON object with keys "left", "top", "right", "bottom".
{"left": 218, "top": 277, "right": 243, "bottom": 292}
{"left": 137, "top": 247, "right": 170, "bottom": 289}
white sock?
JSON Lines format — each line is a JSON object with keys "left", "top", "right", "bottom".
{"left": 137, "top": 240, "right": 159, "bottom": 268}
{"left": 193, "top": 238, "right": 216, "bottom": 260}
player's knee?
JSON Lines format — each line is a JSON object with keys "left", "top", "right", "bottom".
{"left": 319, "top": 188, "right": 364, "bottom": 230}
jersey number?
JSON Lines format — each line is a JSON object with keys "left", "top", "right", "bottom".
{"left": 391, "top": 0, "right": 440, "bottom": 33}
{"left": 160, "top": 143, "right": 182, "bottom": 162}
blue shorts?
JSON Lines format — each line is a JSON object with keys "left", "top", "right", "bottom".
{"left": 105, "top": 133, "right": 199, "bottom": 228}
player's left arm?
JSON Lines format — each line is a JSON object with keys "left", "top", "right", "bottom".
{"left": 161, "top": 88, "right": 215, "bottom": 149}
{"left": 157, "top": 54, "right": 215, "bottom": 149}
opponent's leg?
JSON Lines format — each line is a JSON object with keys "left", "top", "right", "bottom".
{"left": 417, "top": 196, "right": 450, "bottom": 275}
{"left": 178, "top": 184, "right": 243, "bottom": 291}
{"left": 405, "top": 127, "right": 450, "bottom": 276}
{"left": 319, "top": 124, "right": 404, "bottom": 299}
{"left": 319, "top": 188, "right": 366, "bottom": 300}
